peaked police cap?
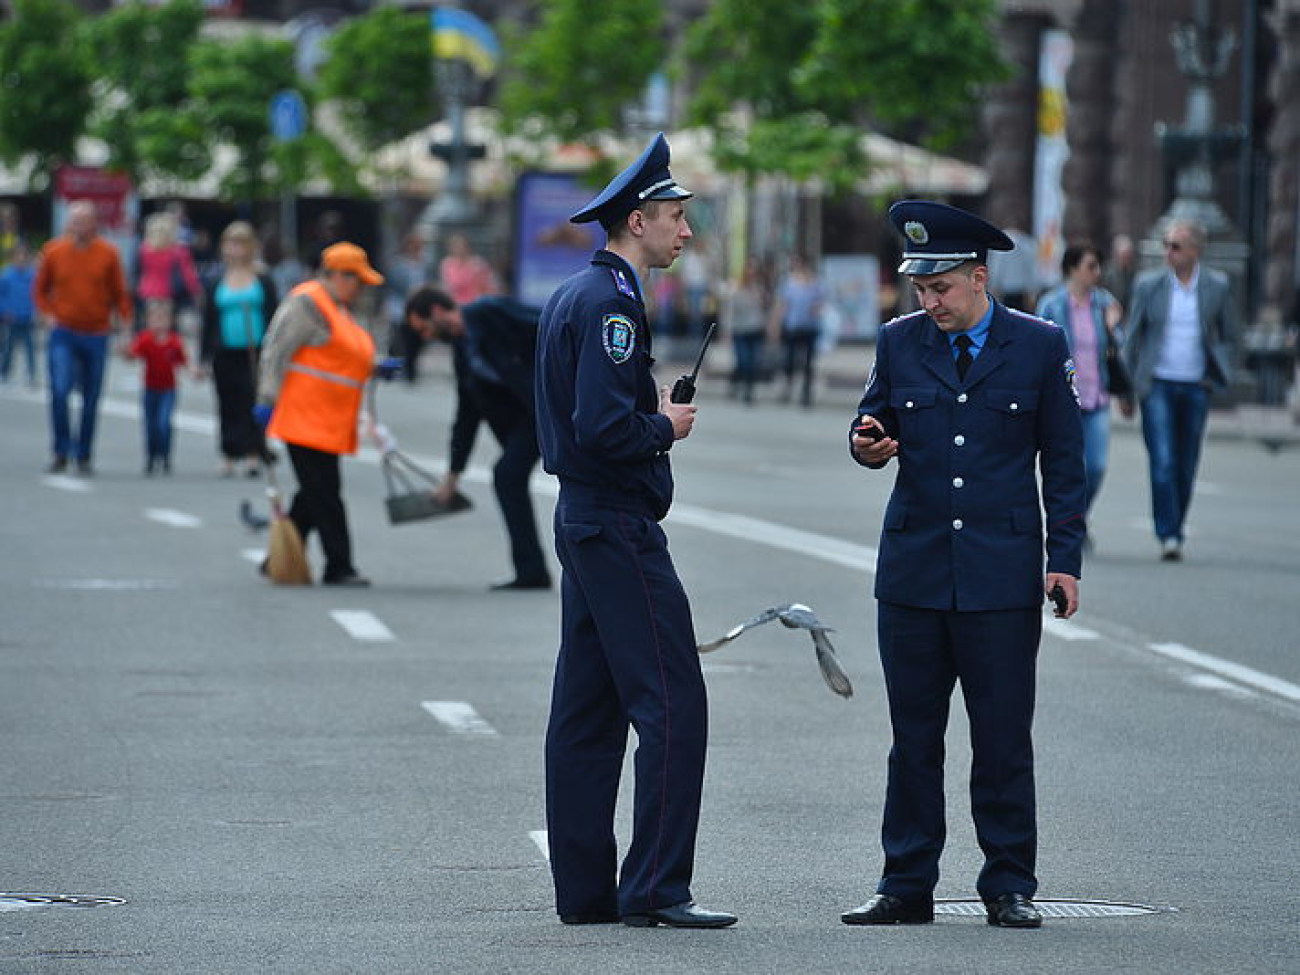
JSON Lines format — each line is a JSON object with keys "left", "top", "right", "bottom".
{"left": 889, "top": 199, "right": 1015, "bottom": 276}
{"left": 570, "top": 132, "right": 693, "bottom": 226}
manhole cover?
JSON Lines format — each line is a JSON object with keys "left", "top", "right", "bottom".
{"left": 935, "top": 898, "right": 1168, "bottom": 919}
{"left": 0, "top": 894, "right": 127, "bottom": 913}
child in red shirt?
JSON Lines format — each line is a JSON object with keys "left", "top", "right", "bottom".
{"left": 125, "top": 299, "right": 189, "bottom": 474}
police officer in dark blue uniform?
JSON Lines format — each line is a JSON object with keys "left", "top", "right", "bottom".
{"left": 535, "top": 133, "right": 736, "bottom": 930}
{"left": 842, "top": 201, "right": 1087, "bottom": 930}
{"left": 403, "top": 286, "right": 550, "bottom": 590}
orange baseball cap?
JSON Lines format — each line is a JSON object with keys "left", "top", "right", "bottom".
{"left": 322, "top": 242, "right": 385, "bottom": 285}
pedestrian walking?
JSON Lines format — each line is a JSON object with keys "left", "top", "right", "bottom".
{"left": 768, "top": 253, "right": 825, "bottom": 407}
{"left": 1036, "top": 242, "right": 1130, "bottom": 531}
{"left": 35, "top": 200, "right": 133, "bottom": 475}
{"left": 1123, "top": 217, "right": 1236, "bottom": 561}
{"left": 535, "top": 132, "right": 736, "bottom": 930}
{"left": 843, "top": 200, "right": 1086, "bottom": 931}
{"left": 404, "top": 286, "right": 550, "bottom": 590}
{"left": 199, "top": 221, "right": 278, "bottom": 478}
{"left": 0, "top": 240, "right": 38, "bottom": 386}
{"left": 124, "top": 299, "right": 189, "bottom": 475}
{"left": 723, "top": 256, "right": 768, "bottom": 405}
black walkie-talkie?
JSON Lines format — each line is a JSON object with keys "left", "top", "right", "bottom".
{"left": 670, "top": 323, "right": 717, "bottom": 404}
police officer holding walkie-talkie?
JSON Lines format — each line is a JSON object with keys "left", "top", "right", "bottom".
{"left": 535, "top": 133, "right": 736, "bottom": 930}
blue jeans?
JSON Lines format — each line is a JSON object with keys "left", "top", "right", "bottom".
{"left": 143, "top": 388, "right": 177, "bottom": 462}
{"left": 1139, "top": 379, "right": 1209, "bottom": 543}
{"left": 48, "top": 327, "right": 110, "bottom": 463}
{"left": 1, "top": 315, "right": 36, "bottom": 382}
{"left": 1080, "top": 406, "right": 1111, "bottom": 514}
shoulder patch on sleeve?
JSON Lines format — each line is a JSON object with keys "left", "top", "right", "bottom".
{"left": 602, "top": 313, "right": 636, "bottom": 363}
{"left": 1063, "top": 357, "right": 1080, "bottom": 405}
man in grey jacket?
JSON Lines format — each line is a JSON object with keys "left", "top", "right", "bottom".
{"left": 1123, "top": 218, "right": 1235, "bottom": 561}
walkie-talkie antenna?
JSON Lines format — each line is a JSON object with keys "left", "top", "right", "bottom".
{"left": 670, "top": 322, "right": 717, "bottom": 404}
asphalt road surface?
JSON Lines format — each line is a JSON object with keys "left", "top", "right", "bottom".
{"left": 2, "top": 348, "right": 1298, "bottom": 974}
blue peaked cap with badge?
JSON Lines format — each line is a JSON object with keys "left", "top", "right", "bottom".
{"left": 889, "top": 199, "right": 1015, "bottom": 276}
{"left": 570, "top": 132, "right": 693, "bottom": 228}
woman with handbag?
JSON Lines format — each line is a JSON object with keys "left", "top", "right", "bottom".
{"left": 1036, "top": 242, "right": 1130, "bottom": 529}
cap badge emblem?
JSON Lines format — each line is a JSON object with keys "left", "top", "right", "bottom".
{"left": 904, "top": 221, "right": 929, "bottom": 245}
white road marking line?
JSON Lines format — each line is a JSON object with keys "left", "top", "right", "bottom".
{"left": 670, "top": 504, "right": 878, "bottom": 571}
{"left": 1148, "top": 641, "right": 1300, "bottom": 704}
{"left": 42, "top": 475, "right": 91, "bottom": 493}
{"left": 421, "top": 701, "right": 499, "bottom": 737}
{"left": 240, "top": 548, "right": 266, "bottom": 563}
{"left": 32, "top": 578, "right": 178, "bottom": 590}
{"left": 145, "top": 508, "right": 203, "bottom": 528}
{"left": 1183, "top": 673, "right": 1259, "bottom": 700}
{"left": 329, "top": 610, "right": 394, "bottom": 642}
{"left": 529, "top": 830, "right": 549, "bottom": 861}
{"left": 1043, "top": 617, "right": 1100, "bottom": 641}
{"left": 21, "top": 389, "right": 1299, "bottom": 721}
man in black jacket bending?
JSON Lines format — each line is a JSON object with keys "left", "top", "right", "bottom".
{"left": 405, "top": 286, "right": 550, "bottom": 590}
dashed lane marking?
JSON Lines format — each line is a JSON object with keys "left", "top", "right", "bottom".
{"left": 145, "top": 508, "right": 203, "bottom": 528}
{"left": 329, "top": 610, "right": 394, "bottom": 642}
{"left": 42, "top": 475, "right": 91, "bottom": 493}
{"left": 529, "top": 830, "right": 549, "bottom": 862}
{"left": 1148, "top": 641, "right": 1300, "bottom": 704}
{"left": 421, "top": 701, "right": 499, "bottom": 737}
{"left": 11, "top": 389, "right": 1297, "bottom": 720}
{"left": 1043, "top": 617, "right": 1100, "bottom": 641}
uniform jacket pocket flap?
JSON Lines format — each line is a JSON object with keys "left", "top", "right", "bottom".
{"left": 986, "top": 389, "right": 1039, "bottom": 415}
{"left": 889, "top": 388, "right": 937, "bottom": 410}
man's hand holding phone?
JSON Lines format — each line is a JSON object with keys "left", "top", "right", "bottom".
{"left": 851, "top": 415, "right": 898, "bottom": 466}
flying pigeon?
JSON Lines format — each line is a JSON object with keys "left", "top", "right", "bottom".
{"left": 239, "top": 499, "right": 270, "bottom": 533}
{"left": 698, "top": 603, "right": 853, "bottom": 699}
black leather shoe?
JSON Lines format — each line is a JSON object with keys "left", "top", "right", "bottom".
{"left": 841, "top": 894, "right": 934, "bottom": 925}
{"left": 559, "top": 913, "right": 620, "bottom": 925}
{"left": 489, "top": 577, "right": 551, "bottom": 591}
{"left": 45, "top": 456, "right": 67, "bottom": 474}
{"left": 622, "top": 901, "right": 737, "bottom": 929}
{"left": 985, "top": 893, "right": 1042, "bottom": 928}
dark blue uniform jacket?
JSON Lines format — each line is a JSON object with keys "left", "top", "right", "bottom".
{"left": 854, "top": 302, "right": 1087, "bottom": 611}
{"left": 536, "top": 250, "right": 675, "bottom": 519}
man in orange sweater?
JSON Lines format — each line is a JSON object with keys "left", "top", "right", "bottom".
{"left": 35, "top": 200, "right": 133, "bottom": 474}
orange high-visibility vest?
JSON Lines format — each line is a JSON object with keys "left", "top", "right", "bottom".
{"left": 268, "top": 280, "right": 375, "bottom": 455}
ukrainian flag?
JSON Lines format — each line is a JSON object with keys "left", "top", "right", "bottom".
{"left": 431, "top": 8, "right": 501, "bottom": 80}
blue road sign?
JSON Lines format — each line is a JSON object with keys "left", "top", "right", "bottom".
{"left": 269, "top": 89, "right": 308, "bottom": 142}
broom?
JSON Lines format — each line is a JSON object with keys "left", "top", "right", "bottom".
{"left": 243, "top": 303, "right": 311, "bottom": 585}
{"left": 263, "top": 457, "right": 312, "bottom": 585}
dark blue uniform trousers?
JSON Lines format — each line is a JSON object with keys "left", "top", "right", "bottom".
{"left": 481, "top": 402, "right": 547, "bottom": 583}
{"left": 876, "top": 602, "right": 1041, "bottom": 902}
{"left": 545, "top": 498, "right": 707, "bottom": 918}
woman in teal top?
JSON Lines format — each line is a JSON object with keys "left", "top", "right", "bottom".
{"left": 199, "top": 221, "right": 278, "bottom": 477}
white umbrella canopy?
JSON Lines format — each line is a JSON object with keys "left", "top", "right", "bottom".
{"left": 366, "top": 118, "right": 986, "bottom": 199}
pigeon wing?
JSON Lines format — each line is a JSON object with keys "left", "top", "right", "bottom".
{"left": 697, "top": 605, "right": 787, "bottom": 653}
{"left": 778, "top": 603, "right": 834, "bottom": 633}
{"left": 811, "top": 629, "right": 854, "bottom": 699}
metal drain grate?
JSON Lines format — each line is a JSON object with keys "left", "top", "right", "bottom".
{"left": 0, "top": 894, "right": 127, "bottom": 913}
{"left": 935, "top": 898, "right": 1168, "bottom": 919}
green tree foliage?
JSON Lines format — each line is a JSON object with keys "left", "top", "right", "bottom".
{"left": 81, "top": 0, "right": 209, "bottom": 186}
{"left": 684, "top": 0, "right": 1008, "bottom": 192}
{"left": 497, "top": 0, "right": 665, "bottom": 156}
{"left": 0, "top": 0, "right": 93, "bottom": 189}
{"left": 316, "top": 6, "right": 433, "bottom": 155}
{"left": 797, "top": 0, "right": 1009, "bottom": 150}
{"left": 186, "top": 33, "right": 299, "bottom": 202}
